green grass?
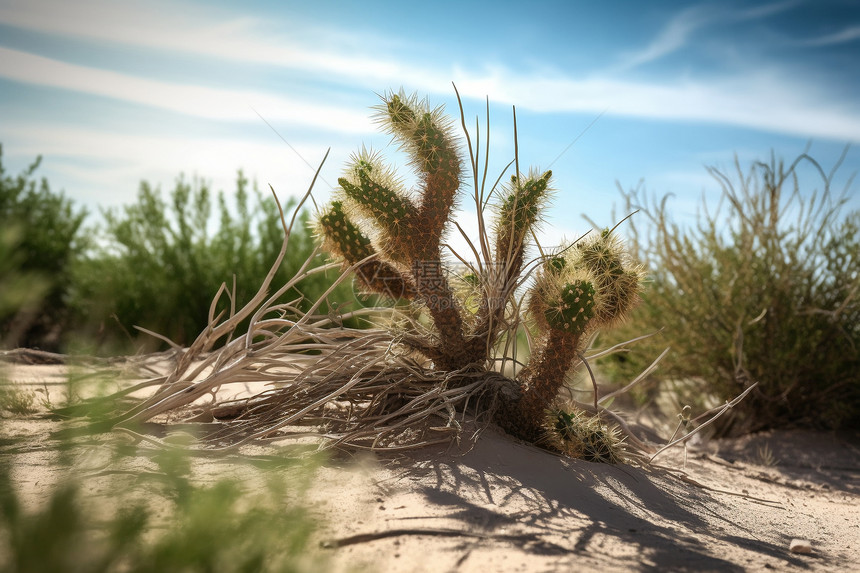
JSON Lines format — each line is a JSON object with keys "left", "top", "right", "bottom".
{"left": 0, "top": 425, "right": 330, "bottom": 573}
{"left": 0, "top": 386, "right": 37, "bottom": 415}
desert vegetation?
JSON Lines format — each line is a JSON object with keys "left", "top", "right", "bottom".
{"left": 607, "top": 151, "right": 860, "bottom": 436}
{"left": 0, "top": 425, "right": 327, "bottom": 573}
{"left": 54, "top": 89, "right": 659, "bottom": 461}
{"left": 0, "top": 149, "right": 87, "bottom": 350}
{"left": 0, "top": 146, "right": 352, "bottom": 354}
{"left": 3, "top": 89, "right": 859, "bottom": 572}
{"left": 2, "top": 91, "right": 858, "bottom": 453}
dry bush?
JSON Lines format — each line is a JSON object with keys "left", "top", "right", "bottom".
{"left": 613, "top": 151, "right": 859, "bottom": 436}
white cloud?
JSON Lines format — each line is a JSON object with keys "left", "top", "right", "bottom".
{"left": 450, "top": 69, "right": 860, "bottom": 142}
{"left": 612, "top": 5, "right": 717, "bottom": 72}
{"left": 0, "top": 47, "right": 373, "bottom": 133}
{"left": 2, "top": 0, "right": 858, "bottom": 152}
{"left": 800, "top": 25, "right": 860, "bottom": 47}
{"left": 0, "top": 0, "right": 435, "bottom": 90}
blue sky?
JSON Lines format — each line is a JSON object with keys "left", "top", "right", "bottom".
{"left": 1, "top": 0, "right": 858, "bottom": 251}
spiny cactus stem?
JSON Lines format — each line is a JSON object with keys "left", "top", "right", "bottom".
{"left": 496, "top": 329, "right": 586, "bottom": 442}
{"left": 355, "top": 260, "right": 417, "bottom": 301}
{"left": 410, "top": 257, "right": 476, "bottom": 370}
{"left": 522, "top": 329, "right": 585, "bottom": 405}
{"left": 318, "top": 200, "right": 375, "bottom": 264}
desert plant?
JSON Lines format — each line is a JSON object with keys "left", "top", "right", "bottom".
{"left": 85, "top": 89, "right": 707, "bottom": 463}
{"left": 615, "top": 151, "right": 860, "bottom": 435}
{"left": 0, "top": 385, "right": 37, "bottom": 415}
{"left": 71, "top": 172, "right": 353, "bottom": 352}
{"left": 0, "top": 440, "right": 326, "bottom": 573}
{"left": 0, "top": 146, "right": 88, "bottom": 350}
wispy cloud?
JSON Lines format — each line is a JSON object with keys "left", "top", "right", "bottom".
{"left": 0, "top": 47, "right": 373, "bottom": 133}
{"left": 3, "top": 39, "right": 857, "bottom": 149}
{"left": 612, "top": 5, "right": 718, "bottom": 72}
{"left": 735, "top": 0, "right": 801, "bottom": 20}
{"left": 0, "top": 0, "right": 428, "bottom": 90}
{"left": 2, "top": 0, "right": 858, "bottom": 148}
{"left": 452, "top": 69, "right": 860, "bottom": 142}
{"left": 800, "top": 25, "right": 860, "bottom": 46}
{"left": 611, "top": 0, "right": 801, "bottom": 72}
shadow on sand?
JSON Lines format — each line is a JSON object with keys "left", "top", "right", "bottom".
{"left": 386, "top": 427, "right": 811, "bottom": 572}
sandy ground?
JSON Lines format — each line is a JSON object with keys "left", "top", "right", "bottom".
{"left": 1, "top": 354, "right": 858, "bottom": 572}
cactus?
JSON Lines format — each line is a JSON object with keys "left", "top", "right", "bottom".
{"left": 494, "top": 232, "right": 642, "bottom": 443}
{"left": 112, "top": 89, "right": 683, "bottom": 464}
{"left": 317, "top": 200, "right": 374, "bottom": 263}
{"left": 379, "top": 93, "right": 461, "bottom": 260}
{"left": 317, "top": 91, "right": 472, "bottom": 370}
{"left": 494, "top": 170, "right": 552, "bottom": 277}
{"left": 336, "top": 153, "right": 417, "bottom": 263}
{"left": 496, "top": 172, "right": 552, "bottom": 250}
{"left": 570, "top": 230, "right": 643, "bottom": 326}
{"left": 314, "top": 90, "right": 644, "bottom": 453}
{"left": 550, "top": 409, "right": 626, "bottom": 464}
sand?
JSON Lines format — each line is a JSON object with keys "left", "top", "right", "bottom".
{"left": 1, "top": 354, "right": 858, "bottom": 572}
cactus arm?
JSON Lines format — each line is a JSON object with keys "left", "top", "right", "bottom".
{"left": 337, "top": 155, "right": 418, "bottom": 263}
{"left": 570, "top": 231, "right": 644, "bottom": 327}
{"left": 316, "top": 200, "right": 375, "bottom": 263}
{"left": 494, "top": 171, "right": 552, "bottom": 270}
{"left": 381, "top": 93, "right": 462, "bottom": 261}
{"left": 316, "top": 200, "right": 416, "bottom": 301}
{"left": 468, "top": 170, "right": 552, "bottom": 345}
{"left": 494, "top": 231, "right": 644, "bottom": 443}
{"left": 495, "top": 326, "right": 587, "bottom": 442}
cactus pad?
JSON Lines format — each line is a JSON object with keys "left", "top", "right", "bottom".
{"left": 552, "top": 409, "right": 625, "bottom": 464}
{"left": 572, "top": 231, "right": 643, "bottom": 326}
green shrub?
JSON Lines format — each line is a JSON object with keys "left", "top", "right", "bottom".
{"left": 0, "top": 143, "right": 362, "bottom": 353}
{"left": 0, "top": 146, "right": 88, "bottom": 350}
{"left": 71, "top": 172, "right": 353, "bottom": 352}
{"left": 613, "top": 152, "right": 860, "bottom": 436}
